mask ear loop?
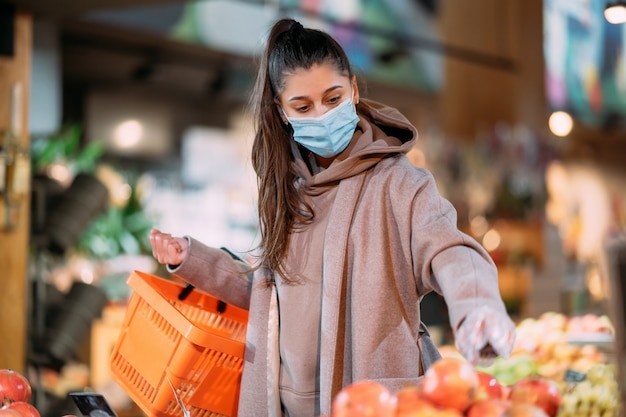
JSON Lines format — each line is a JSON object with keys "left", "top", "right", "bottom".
{"left": 274, "top": 99, "right": 290, "bottom": 125}
{"left": 280, "top": 108, "right": 290, "bottom": 125}
{"left": 351, "top": 75, "right": 360, "bottom": 105}
{"left": 351, "top": 88, "right": 359, "bottom": 110}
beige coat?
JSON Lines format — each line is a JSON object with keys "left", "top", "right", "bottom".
{"left": 170, "top": 100, "right": 508, "bottom": 416}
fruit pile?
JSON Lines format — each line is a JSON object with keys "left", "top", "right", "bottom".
{"left": 476, "top": 312, "right": 612, "bottom": 384}
{"left": 557, "top": 363, "right": 620, "bottom": 417}
{"left": 327, "top": 357, "right": 564, "bottom": 417}
{"left": 0, "top": 369, "right": 40, "bottom": 417}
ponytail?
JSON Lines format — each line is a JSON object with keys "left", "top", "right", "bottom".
{"left": 249, "top": 18, "right": 352, "bottom": 283}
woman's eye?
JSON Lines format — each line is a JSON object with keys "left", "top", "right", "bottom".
{"left": 295, "top": 106, "right": 310, "bottom": 113}
{"left": 327, "top": 96, "right": 341, "bottom": 104}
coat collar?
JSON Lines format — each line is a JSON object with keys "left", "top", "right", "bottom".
{"left": 318, "top": 170, "right": 368, "bottom": 413}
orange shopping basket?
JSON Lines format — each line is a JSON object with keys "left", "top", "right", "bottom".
{"left": 109, "top": 270, "right": 248, "bottom": 417}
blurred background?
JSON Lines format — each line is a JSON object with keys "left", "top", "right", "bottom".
{"left": 1, "top": 0, "right": 626, "bottom": 416}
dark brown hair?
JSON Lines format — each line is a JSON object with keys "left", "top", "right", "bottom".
{"left": 249, "top": 18, "right": 353, "bottom": 283}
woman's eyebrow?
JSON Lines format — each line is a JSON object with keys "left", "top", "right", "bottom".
{"left": 287, "top": 85, "right": 344, "bottom": 102}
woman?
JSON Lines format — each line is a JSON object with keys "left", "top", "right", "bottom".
{"left": 150, "top": 18, "right": 515, "bottom": 417}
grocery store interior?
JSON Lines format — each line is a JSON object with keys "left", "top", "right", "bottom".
{"left": 1, "top": 0, "right": 626, "bottom": 416}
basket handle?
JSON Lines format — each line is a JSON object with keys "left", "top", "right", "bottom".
{"left": 178, "top": 284, "right": 195, "bottom": 301}
{"left": 178, "top": 283, "right": 227, "bottom": 313}
{"left": 176, "top": 247, "right": 243, "bottom": 305}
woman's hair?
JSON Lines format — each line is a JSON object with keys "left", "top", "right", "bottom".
{"left": 249, "top": 18, "right": 353, "bottom": 283}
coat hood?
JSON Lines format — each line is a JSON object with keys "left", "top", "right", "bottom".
{"left": 292, "top": 99, "right": 418, "bottom": 187}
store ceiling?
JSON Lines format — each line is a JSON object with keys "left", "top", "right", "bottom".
{"left": 58, "top": 18, "right": 254, "bottom": 101}
{"left": 9, "top": 0, "right": 188, "bottom": 19}
{"left": 20, "top": 0, "right": 433, "bottom": 108}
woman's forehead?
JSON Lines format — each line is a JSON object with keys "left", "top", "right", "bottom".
{"left": 281, "top": 63, "right": 351, "bottom": 101}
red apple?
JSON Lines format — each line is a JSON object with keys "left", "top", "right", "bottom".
{"left": 4, "top": 402, "right": 39, "bottom": 417}
{"left": 476, "top": 371, "right": 504, "bottom": 401}
{"left": 0, "top": 408, "right": 22, "bottom": 417}
{"left": 509, "top": 377, "right": 561, "bottom": 417}
{"left": 0, "top": 370, "right": 31, "bottom": 406}
{"left": 501, "top": 385, "right": 512, "bottom": 400}
{"left": 395, "top": 385, "right": 436, "bottom": 417}
{"left": 420, "top": 357, "right": 478, "bottom": 412}
{"left": 435, "top": 409, "right": 464, "bottom": 417}
{"left": 505, "top": 403, "right": 549, "bottom": 417}
{"left": 331, "top": 380, "right": 397, "bottom": 417}
{"left": 466, "top": 398, "right": 511, "bottom": 417}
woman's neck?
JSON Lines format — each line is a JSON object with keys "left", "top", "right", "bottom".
{"left": 314, "top": 154, "right": 335, "bottom": 169}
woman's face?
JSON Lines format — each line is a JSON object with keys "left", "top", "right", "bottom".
{"left": 277, "top": 62, "right": 359, "bottom": 120}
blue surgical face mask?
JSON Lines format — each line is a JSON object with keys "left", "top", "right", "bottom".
{"left": 284, "top": 94, "right": 359, "bottom": 158}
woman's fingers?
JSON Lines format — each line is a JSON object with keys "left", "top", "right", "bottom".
{"left": 149, "top": 229, "right": 184, "bottom": 265}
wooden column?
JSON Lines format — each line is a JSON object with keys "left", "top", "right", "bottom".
{"left": 0, "top": 11, "right": 32, "bottom": 374}
{"left": 439, "top": 0, "right": 525, "bottom": 138}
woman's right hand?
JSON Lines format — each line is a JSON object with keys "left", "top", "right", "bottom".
{"left": 149, "top": 228, "right": 189, "bottom": 266}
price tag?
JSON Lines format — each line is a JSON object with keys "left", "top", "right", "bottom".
{"left": 564, "top": 368, "right": 586, "bottom": 382}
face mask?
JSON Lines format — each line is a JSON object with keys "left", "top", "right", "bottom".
{"left": 284, "top": 95, "right": 359, "bottom": 158}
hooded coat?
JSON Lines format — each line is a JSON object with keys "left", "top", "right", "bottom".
{"left": 169, "top": 99, "right": 508, "bottom": 416}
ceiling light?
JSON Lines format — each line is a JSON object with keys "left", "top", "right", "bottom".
{"left": 548, "top": 111, "right": 574, "bottom": 137}
{"left": 605, "top": 1, "right": 626, "bottom": 24}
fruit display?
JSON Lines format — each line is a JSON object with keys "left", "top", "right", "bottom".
{"left": 325, "top": 311, "right": 620, "bottom": 417}
{"left": 0, "top": 369, "right": 39, "bottom": 417}
{"left": 327, "top": 357, "right": 564, "bottom": 416}
{"left": 476, "top": 312, "right": 613, "bottom": 385}
{"left": 557, "top": 363, "right": 620, "bottom": 417}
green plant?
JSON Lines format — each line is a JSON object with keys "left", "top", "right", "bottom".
{"left": 30, "top": 124, "right": 155, "bottom": 260}
{"left": 74, "top": 180, "right": 154, "bottom": 260}
{"left": 30, "top": 124, "right": 105, "bottom": 174}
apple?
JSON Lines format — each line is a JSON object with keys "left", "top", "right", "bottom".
{"left": 4, "top": 402, "right": 39, "bottom": 417}
{"left": 476, "top": 371, "right": 504, "bottom": 400}
{"left": 0, "top": 370, "right": 31, "bottom": 406}
{"left": 395, "top": 385, "right": 436, "bottom": 417}
{"left": 0, "top": 408, "right": 22, "bottom": 417}
{"left": 331, "top": 380, "right": 397, "bottom": 417}
{"left": 466, "top": 398, "right": 511, "bottom": 417}
{"left": 504, "top": 403, "right": 549, "bottom": 417}
{"left": 434, "top": 409, "right": 464, "bottom": 417}
{"left": 509, "top": 376, "right": 561, "bottom": 417}
{"left": 420, "top": 357, "right": 478, "bottom": 412}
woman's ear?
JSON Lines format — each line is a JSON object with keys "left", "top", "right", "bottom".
{"left": 351, "top": 75, "right": 360, "bottom": 105}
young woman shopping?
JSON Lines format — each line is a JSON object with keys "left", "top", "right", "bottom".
{"left": 149, "top": 18, "right": 516, "bottom": 417}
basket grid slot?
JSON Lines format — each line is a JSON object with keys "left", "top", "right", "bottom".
{"left": 183, "top": 349, "right": 244, "bottom": 386}
{"left": 178, "top": 303, "right": 220, "bottom": 328}
{"left": 138, "top": 299, "right": 183, "bottom": 344}
{"left": 137, "top": 300, "right": 182, "bottom": 344}
{"left": 171, "top": 301, "right": 246, "bottom": 343}
{"left": 165, "top": 391, "right": 227, "bottom": 417}
{"left": 111, "top": 352, "right": 157, "bottom": 403}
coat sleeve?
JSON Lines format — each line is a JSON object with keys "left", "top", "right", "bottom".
{"left": 408, "top": 168, "right": 508, "bottom": 332}
{"left": 167, "top": 237, "right": 254, "bottom": 310}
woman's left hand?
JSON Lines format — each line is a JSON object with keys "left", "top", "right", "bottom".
{"left": 454, "top": 306, "right": 516, "bottom": 366}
